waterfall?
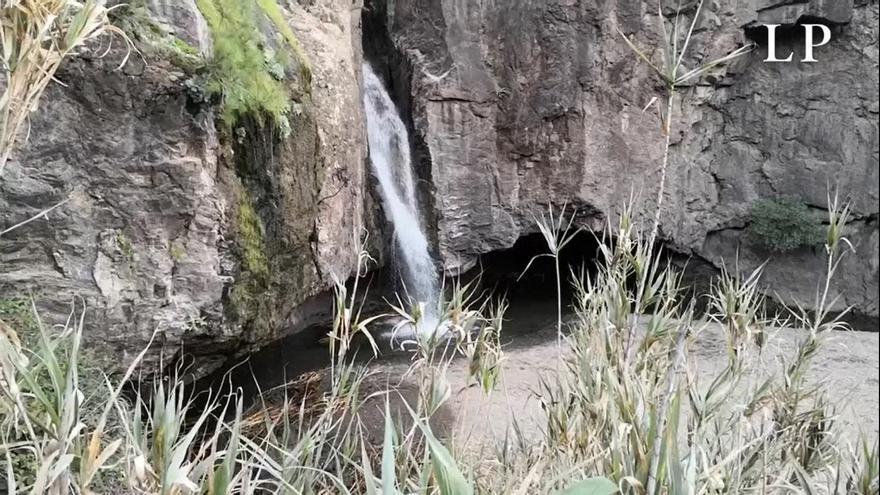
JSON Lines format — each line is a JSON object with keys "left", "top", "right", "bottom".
{"left": 361, "top": 63, "right": 440, "bottom": 331}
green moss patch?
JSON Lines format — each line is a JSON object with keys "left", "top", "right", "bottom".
{"left": 112, "top": 2, "right": 206, "bottom": 72}
{"left": 170, "top": 242, "right": 186, "bottom": 262}
{"left": 235, "top": 189, "right": 270, "bottom": 282}
{"left": 196, "top": 0, "right": 300, "bottom": 128}
{"left": 116, "top": 232, "right": 134, "bottom": 260}
{"left": 115, "top": 0, "right": 310, "bottom": 130}
{"left": 226, "top": 185, "right": 272, "bottom": 336}
{"left": 255, "top": 0, "right": 312, "bottom": 85}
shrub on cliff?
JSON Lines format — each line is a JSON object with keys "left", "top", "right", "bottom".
{"left": 748, "top": 197, "right": 824, "bottom": 252}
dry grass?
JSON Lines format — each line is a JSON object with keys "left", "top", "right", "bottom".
{"left": 1, "top": 0, "right": 131, "bottom": 176}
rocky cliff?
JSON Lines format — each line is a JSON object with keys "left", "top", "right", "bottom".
{"left": 0, "top": 0, "right": 373, "bottom": 374}
{"left": 372, "top": 0, "right": 879, "bottom": 323}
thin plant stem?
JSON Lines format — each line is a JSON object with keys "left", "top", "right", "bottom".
{"left": 555, "top": 253, "right": 562, "bottom": 357}
{"left": 626, "top": 87, "right": 675, "bottom": 362}
{"left": 649, "top": 88, "right": 675, "bottom": 248}
{"left": 0, "top": 197, "right": 69, "bottom": 237}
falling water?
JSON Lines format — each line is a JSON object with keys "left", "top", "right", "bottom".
{"left": 362, "top": 63, "right": 440, "bottom": 331}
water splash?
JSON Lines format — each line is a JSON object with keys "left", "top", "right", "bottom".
{"left": 362, "top": 63, "right": 440, "bottom": 334}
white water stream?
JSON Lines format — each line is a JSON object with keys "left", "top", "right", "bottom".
{"left": 362, "top": 63, "right": 440, "bottom": 332}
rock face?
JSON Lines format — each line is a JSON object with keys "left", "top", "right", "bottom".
{"left": 0, "top": 0, "right": 371, "bottom": 373}
{"left": 375, "top": 0, "right": 879, "bottom": 322}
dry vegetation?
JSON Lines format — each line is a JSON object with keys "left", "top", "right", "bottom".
{"left": 0, "top": 0, "right": 130, "bottom": 175}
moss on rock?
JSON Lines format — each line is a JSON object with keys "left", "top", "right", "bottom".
{"left": 196, "top": 0, "right": 308, "bottom": 129}
{"left": 226, "top": 183, "right": 273, "bottom": 339}
{"left": 255, "top": 0, "right": 312, "bottom": 86}
{"left": 188, "top": 0, "right": 316, "bottom": 343}
{"left": 112, "top": 2, "right": 206, "bottom": 72}
{"left": 235, "top": 189, "right": 270, "bottom": 282}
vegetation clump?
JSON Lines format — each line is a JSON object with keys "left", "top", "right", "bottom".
{"left": 748, "top": 197, "right": 824, "bottom": 252}
{"left": 169, "top": 242, "right": 186, "bottom": 262}
{"left": 196, "top": 0, "right": 302, "bottom": 129}
{"left": 255, "top": 0, "right": 312, "bottom": 85}
{"left": 0, "top": 298, "right": 35, "bottom": 337}
{"left": 116, "top": 232, "right": 134, "bottom": 261}
{"left": 113, "top": 0, "right": 309, "bottom": 129}
{"left": 111, "top": 2, "right": 206, "bottom": 73}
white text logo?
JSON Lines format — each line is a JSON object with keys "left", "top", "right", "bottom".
{"left": 764, "top": 24, "right": 831, "bottom": 62}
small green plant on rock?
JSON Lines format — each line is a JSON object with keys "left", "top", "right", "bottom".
{"left": 111, "top": 1, "right": 206, "bottom": 72}
{"left": 115, "top": 232, "right": 134, "bottom": 261}
{"left": 169, "top": 242, "right": 186, "bottom": 262}
{"left": 196, "top": 0, "right": 299, "bottom": 129}
{"left": 0, "top": 299, "right": 35, "bottom": 337}
{"left": 748, "top": 197, "right": 824, "bottom": 252}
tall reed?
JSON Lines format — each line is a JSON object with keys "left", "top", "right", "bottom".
{"left": 617, "top": 0, "right": 754, "bottom": 361}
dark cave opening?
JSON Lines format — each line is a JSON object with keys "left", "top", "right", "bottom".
{"left": 465, "top": 231, "right": 710, "bottom": 328}
{"left": 468, "top": 229, "right": 603, "bottom": 304}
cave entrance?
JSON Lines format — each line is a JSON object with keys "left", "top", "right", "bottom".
{"left": 457, "top": 229, "right": 603, "bottom": 343}
{"left": 468, "top": 229, "right": 602, "bottom": 311}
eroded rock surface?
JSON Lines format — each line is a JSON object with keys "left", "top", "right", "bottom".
{"left": 375, "top": 0, "right": 879, "bottom": 322}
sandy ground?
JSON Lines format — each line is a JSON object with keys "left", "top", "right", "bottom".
{"left": 363, "top": 318, "right": 879, "bottom": 454}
